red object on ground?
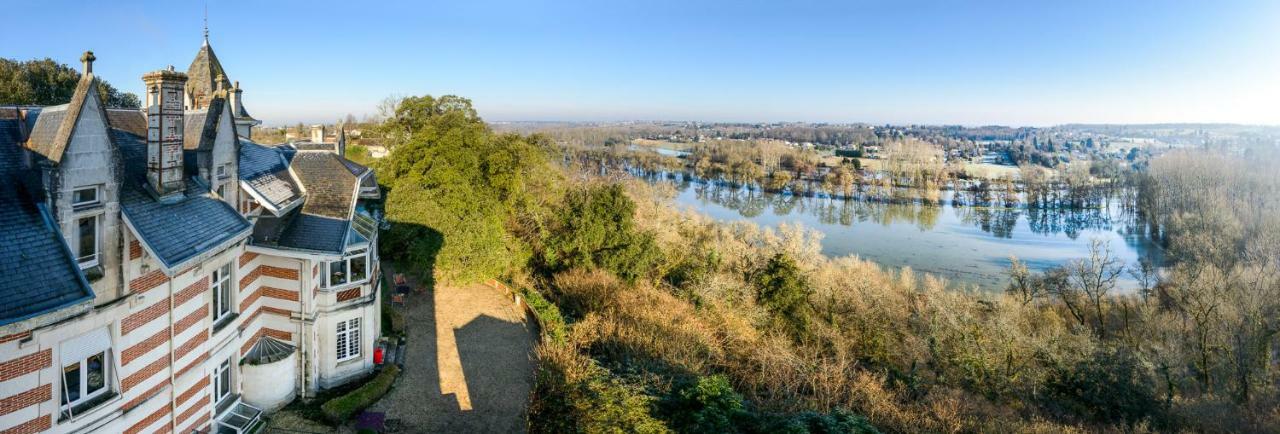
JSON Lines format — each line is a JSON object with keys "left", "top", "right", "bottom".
{"left": 374, "top": 346, "right": 384, "bottom": 364}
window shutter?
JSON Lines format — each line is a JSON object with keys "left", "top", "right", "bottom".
{"left": 60, "top": 328, "right": 111, "bottom": 365}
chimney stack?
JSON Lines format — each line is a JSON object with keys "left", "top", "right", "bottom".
{"left": 230, "top": 81, "right": 244, "bottom": 117}
{"left": 310, "top": 125, "right": 325, "bottom": 143}
{"left": 337, "top": 126, "right": 347, "bottom": 157}
{"left": 142, "top": 66, "right": 189, "bottom": 201}
{"left": 80, "top": 51, "right": 95, "bottom": 75}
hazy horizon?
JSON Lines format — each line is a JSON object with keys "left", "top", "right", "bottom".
{"left": 5, "top": 0, "right": 1278, "bottom": 126}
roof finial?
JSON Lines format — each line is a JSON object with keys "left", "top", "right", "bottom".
{"left": 202, "top": 2, "right": 209, "bottom": 46}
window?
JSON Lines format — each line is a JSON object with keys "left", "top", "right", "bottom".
{"left": 76, "top": 215, "right": 99, "bottom": 268}
{"left": 327, "top": 260, "right": 347, "bottom": 287}
{"left": 62, "top": 351, "right": 107, "bottom": 407}
{"left": 216, "top": 164, "right": 227, "bottom": 178}
{"left": 212, "top": 358, "right": 232, "bottom": 405}
{"left": 350, "top": 255, "right": 367, "bottom": 282}
{"left": 72, "top": 186, "right": 99, "bottom": 207}
{"left": 216, "top": 183, "right": 226, "bottom": 198}
{"left": 59, "top": 329, "right": 112, "bottom": 414}
{"left": 211, "top": 263, "right": 233, "bottom": 323}
{"left": 322, "top": 249, "right": 369, "bottom": 288}
{"left": 335, "top": 318, "right": 361, "bottom": 361}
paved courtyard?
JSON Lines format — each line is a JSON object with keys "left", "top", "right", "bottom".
{"left": 367, "top": 265, "right": 538, "bottom": 433}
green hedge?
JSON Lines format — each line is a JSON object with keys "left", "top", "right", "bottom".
{"left": 520, "top": 287, "right": 567, "bottom": 345}
{"left": 321, "top": 365, "right": 401, "bottom": 423}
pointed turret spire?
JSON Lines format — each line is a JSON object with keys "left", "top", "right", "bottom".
{"left": 202, "top": 2, "right": 209, "bottom": 46}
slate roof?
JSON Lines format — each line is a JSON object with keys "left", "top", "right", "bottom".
{"left": 253, "top": 212, "right": 349, "bottom": 253}
{"left": 243, "top": 147, "right": 377, "bottom": 254}
{"left": 291, "top": 152, "right": 358, "bottom": 219}
{"left": 113, "top": 129, "right": 252, "bottom": 271}
{"left": 0, "top": 118, "right": 94, "bottom": 326}
{"left": 186, "top": 43, "right": 233, "bottom": 110}
{"left": 106, "top": 109, "right": 146, "bottom": 137}
{"left": 239, "top": 141, "right": 302, "bottom": 213}
{"left": 184, "top": 97, "right": 226, "bottom": 151}
{"left": 23, "top": 74, "right": 96, "bottom": 164}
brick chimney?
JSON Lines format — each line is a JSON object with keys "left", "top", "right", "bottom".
{"left": 142, "top": 66, "right": 188, "bottom": 201}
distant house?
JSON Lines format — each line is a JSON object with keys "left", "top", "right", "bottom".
{"left": 0, "top": 37, "right": 381, "bottom": 434}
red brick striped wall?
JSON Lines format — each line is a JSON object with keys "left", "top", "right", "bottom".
{"left": 120, "top": 381, "right": 165, "bottom": 412}
{"left": 0, "top": 332, "right": 29, "bottom": 344}
{"left": 175, "top": 377, "right": 209, "bottom": 408}
{"left": 122, "top": 300, "right": 170, "bottom": 335}
{"left": 173, "top": 305, "right": 207, "bottom": 336}
{"left": 0, "top": 350, "right": 50, "bottom": 381}
{"left": 123, "top": 404, "right": 169, "bottom": 434}
{"left": 2, "top": 414, "right": 50, "bottom": 434}
{"left": 121, "top": 356, "right": 169, "bottom": 392}
{"left": 121, "top": 327, "right": 170, "bottom": 366}
{"left": 262, "top": 286, "right": 300, "bottom": 302}
{"left": 129, "top": 270, "right": 169, "bottom": 293}
{"left": 129, "top": 240, "right": 142, "bottom": 259}
{"left": 337, "top": 287, "right": 361, "bottom": 302}
{"left": 175, "top": 277, "right": 208, "bottom": 306}
{"left": 0, "top": 384, "right": 49, "bottom": 416}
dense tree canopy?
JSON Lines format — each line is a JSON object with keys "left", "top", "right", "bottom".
{"left": 376, "top": 95, "right": 558, "bottom": 285}
{"left": 0, "top": 58, "right": 140, "bottom": 108}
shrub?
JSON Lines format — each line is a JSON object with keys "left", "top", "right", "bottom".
{"left": 520, "top": 286, "right": 568, "bottom": 344}
{"left": 752, "top": 253, "right": 812, "bottom": 336}
{"left": 321, "top": 365, "right": 401, "bottom": 423}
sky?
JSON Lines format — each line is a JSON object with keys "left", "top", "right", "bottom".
{"left": 3, "top": 0, "right": 1279, "bottom": 126}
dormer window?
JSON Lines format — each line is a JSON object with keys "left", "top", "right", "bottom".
{"left": 75, "top": 215, "right": 99, "bottom": 269}
{"left": 72, "top": 186, "right": 100, "bottom": 208}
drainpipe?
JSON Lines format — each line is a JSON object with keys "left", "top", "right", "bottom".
{"left": 168, "top": 272, "right": 177, "bottom": 433}
{"left": 299, "top": 260, "right": 308, "bottom": 400}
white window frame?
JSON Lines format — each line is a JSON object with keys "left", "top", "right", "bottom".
{"left": 60, "top": 350, "right": 111, "bottom": 410}
{"left": 335, "top": 318, "right": 361, "bottom": 362}
{"left": 71, "top": 185, "right": 100, "bottom": 208}
{"left": 211, "top": 263, "right": 234, "bottom": 323}
{"left": 75, "top": 214, "right": 100, "bottom": 269}
{"left": 322, "top": 249, "right": 369, "bottom": 289}
{"left": 212, "top": 357, "right": 233, "bottom": 405}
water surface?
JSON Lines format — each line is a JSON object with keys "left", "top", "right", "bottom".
{"left": 664, "top": 178, "right": 1161, "bottom": 290}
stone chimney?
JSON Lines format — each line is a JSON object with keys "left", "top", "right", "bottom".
{"left": 230, "top": 81, "right": 244, "bottom": 117}
{"left": 337, "top": 126, "right": 347, "bottom": 157}
{"left": 310, "top": 125, "right": 325, "bottom": 143}
{"left": 142, "top": 66, "right": 188, "bottom": 201}
{"left": 80, "top": 51, "right": 95, "bottom": 75}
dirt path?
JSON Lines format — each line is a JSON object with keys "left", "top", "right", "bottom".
{"left": 368, "top": 264, "right": 537, "bottom": 433}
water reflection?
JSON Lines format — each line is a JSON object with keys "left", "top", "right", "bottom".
{"left": 652, "top": 174, "right": 1162, "bottom": 290}
{"left": 683, "top": 179, "right": 1130, "bottom": 240}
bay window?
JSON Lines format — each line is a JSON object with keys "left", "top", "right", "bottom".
{"left": 322, "top": 249, "right": 369, "bottom": 288}
{"left": 335, "top": 318, "right": 361, "bottom": 361}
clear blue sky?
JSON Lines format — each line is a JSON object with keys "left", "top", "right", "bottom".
{"left": 4, "top": 0, "right": 1278, "bottom": 126}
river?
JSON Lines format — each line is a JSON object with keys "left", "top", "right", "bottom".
{"left": 650, "top": 174, "right": 1162, "bottom": 291}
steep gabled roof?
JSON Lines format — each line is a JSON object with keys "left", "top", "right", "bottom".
{"left": 23, "top": 74, "right": 99, "bottom": 163}
{"left": 183, "top": 96, "right": 227, "bottom": 151}
{"left": 0, "top": 117, "right": 95, "bottom": 327}
{"left": 113, "top": 129, "right": 252, "bottom": 273}
{"left": 291, "top": 151, "right": 358, "bottom": 220}
{"left": 186, "top": 43, "right": 233, "bottom": 110}
{"left": 106, "top": 108, "right": 147, "bottom": 137}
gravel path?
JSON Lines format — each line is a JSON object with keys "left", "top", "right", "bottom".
{"left": 368, "top": 264, "right": 537, "bottom": 433}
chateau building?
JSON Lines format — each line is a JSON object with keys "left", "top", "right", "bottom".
{"left": 0, "top": 38, "right": 381, "bottom": 434}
